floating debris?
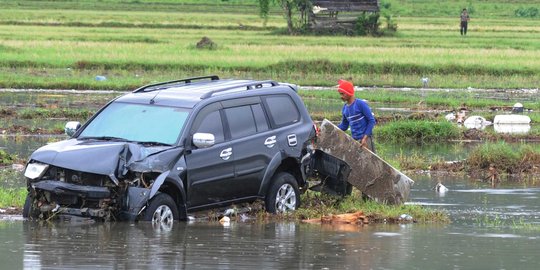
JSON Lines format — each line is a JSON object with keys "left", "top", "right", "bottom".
{"left": 435, "top": 183, "right": 449, "bottom": 194}
{"left": 302, "top": 211, "right": 368, "bottom": 225}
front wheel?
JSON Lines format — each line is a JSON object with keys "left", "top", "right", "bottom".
{"left": 265, "top": 172, "right": 300, "bottom": 213}
{"left": 22, "top": 194, "right": 39, "bottom": 219}
{"left": 142, "top": 193, "right": 179, "bottom": 226}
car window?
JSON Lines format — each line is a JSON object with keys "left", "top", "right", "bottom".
{"left": 195, "top": 110, "right": 225, "bottom": 143}
{"left": 224, "top": 105, "right": 257, "bottom": 139}
{"left": 264, "top": 95, "right": 300, "bottom": 128}
{"left": 79, "top": 102, "right": 189, "bottom": 145}
{"left": 251, "top": 104, "right": 269, "bottom": 132}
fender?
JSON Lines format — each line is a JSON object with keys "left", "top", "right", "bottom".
{"left": 258, "top": 152, "right": 283, "bottom": 196}
{"left": 149, "top": 170, "right": 170, "bottom": 199}
{"left": 151, "top": 171, "right": 188, "bottom": 219}
{"left": 123, "top": 171, "right": 188, "bottom": 221}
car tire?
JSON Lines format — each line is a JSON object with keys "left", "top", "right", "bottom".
{"left": 265, "top": 172, "right": 300, "bottom": 213}
{"left": 22, "top": 194, "right": 38, "bottom": 219}
{"left": 142, "top": 193, "right": 179, "bottom": 225}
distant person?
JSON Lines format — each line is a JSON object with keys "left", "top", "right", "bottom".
{"left": 460, "top": 8, "right": 470, "bottom": 36}
{"left": 336, "top": 79, "right": 376, "bottom": 152}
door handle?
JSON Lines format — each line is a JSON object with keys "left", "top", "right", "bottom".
{"left": 264, "top": 136, "right": 276, "bottom": 148}
{"left": 220, "top": 148, "right": 232, "bottom": 160}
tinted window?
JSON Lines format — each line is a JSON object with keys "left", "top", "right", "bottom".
{"left": 264, "top": 95, "right": 300, "bottom": 127}
{"left": 225, "top": 105, "right": 257, "bottom": 139}
{"left": 196, "top": 110, "right": 224, "bottom": 143}
{"left": 252, "top": 104, "right": 269, "bottom": 132}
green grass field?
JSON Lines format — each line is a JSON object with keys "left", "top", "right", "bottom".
{"left": 0, "top": 0, "right": 539, "bottom": 90}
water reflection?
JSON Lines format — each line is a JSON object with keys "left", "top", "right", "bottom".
{"left": 0, "top": 217, "right": 534, "bottom": 270}
{"left": 1, "top": 172, "right": 540, "bottom": 269}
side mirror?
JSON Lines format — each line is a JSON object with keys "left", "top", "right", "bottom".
{"left": 65, "top": 121, "right": 81, "bottom": 137}
{"left": 192, "top": 133, "right": 215, "bottom": 148}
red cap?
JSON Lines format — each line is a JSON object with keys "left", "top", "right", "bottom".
{"left": 337, "top": 79, "right": 354, "bottom": 96}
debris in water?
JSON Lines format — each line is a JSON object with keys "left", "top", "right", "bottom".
{"left": 435, "top": 183, "right": 449, "bottom": 194}
{"left": 302, "top": 211, "right": 368, "bottom": 225}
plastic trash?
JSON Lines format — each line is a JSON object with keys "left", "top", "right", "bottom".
{"left": 463, "top": 116, "right": 492, "bottom": 129}
{"left": 399, "top": 214, "right": 413, "bottom": 221}
{"left": 435, "top": 182, "right": 448, "bottom": 193}
{"left": 445, "top": 112, "right": 456, "bottom": 121}
{"left": 223, "top": 208, "right": 236, "bottom": 216}
{"left": 421, "top": 77, "right": 429, "bottom": 87}
{"left": 95, "top": 75, "right": 107, "bottom": 81}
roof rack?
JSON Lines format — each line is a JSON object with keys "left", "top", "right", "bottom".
{"left": 133, "top": 75, "right": 220, "bottom": 93}
{"left": 200, "top": 80, "right": 279, "bottom": 99}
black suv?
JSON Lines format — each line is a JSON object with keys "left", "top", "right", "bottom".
{"left": 23, "top": 76, "right": 317, "bottom": 223}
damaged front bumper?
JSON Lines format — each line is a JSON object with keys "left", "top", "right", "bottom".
{"left": 28, "top": 180, "right": 152, "bottom": 221}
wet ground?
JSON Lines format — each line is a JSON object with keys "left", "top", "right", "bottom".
{"left": 1, "top": 174, "right": 539, "bottom": 269}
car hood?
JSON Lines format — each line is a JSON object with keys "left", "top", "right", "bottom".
{"left": 29, "top": 139, "right": 183, "bottom": 176}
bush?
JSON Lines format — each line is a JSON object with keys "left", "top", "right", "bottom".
{"left": 515, "top": 7, "right": 539, "bottom": 18}
{"left": 355, "top": 12, "right": 380, "bottom": 36}
{"left": 0, "top": 149, "right": 16, "bottom": 165}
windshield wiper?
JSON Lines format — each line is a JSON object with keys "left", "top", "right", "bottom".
{"left": 79, "top": 136, "right": 129, "bottom": 142}
{"left": 136, "top": 141, "right": 172, "bottom": 146}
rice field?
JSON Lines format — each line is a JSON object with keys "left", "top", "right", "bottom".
{"left": 0, "top": 0, "right": 539, "bottom": 90}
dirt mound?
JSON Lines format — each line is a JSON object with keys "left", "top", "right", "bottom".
{"left": 196, "top": 36, "right": 217, "bottom": 50}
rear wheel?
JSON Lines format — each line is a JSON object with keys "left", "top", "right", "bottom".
{"left": 265, "top": 172, "right": 300, "bottom": 213}
{"left": 142, "top": 193, "right": 179, "bottom": 226}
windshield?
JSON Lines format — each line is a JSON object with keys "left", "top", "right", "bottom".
{"left": 78, "top": 102, "right": 190, "bottom": 145}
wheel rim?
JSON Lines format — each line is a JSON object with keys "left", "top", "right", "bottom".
{"left": 274, "top": 183, "right": 297, "bottom": 213}
{"left": 152, "top": 205, "right": 174, "bottom": 226}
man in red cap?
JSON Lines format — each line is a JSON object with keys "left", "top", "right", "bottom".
{"left": 337, "top": 79, "right": 376, "bottom": 151}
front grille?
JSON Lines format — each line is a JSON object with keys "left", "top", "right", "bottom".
{"left": 41, "top": 166, "right": 110, "bottom": 187}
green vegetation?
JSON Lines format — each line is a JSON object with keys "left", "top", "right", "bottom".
{"left": 399, "top": 142, "right": 540, "bottom": 176}
{"left": 295, "top": 191, "right": 449, "bottom": 223}
{"left": 0, "top": 187, "right": 26, "bottom": 208}
{"left": 466, "top": 142, "right": 540, "bottom": 174}
{"left": 0, "top": 149, "right": 17, "bottom": 165}
{"left": 375, "top": 120, "right": 461, "bottom": 142}
{"left": 18, "top": 108, "right": 93, "bottom": 120}
{"left": 0, "top": 1, "right": 538, "bottom": 90}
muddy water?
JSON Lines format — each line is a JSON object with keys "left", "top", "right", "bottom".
{"left": 1, "top": 174, "right": 539, "bottom": 269}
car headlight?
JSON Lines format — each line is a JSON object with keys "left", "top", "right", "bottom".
{"left": 24, "top": 163, "right": 49, "bottom": 180}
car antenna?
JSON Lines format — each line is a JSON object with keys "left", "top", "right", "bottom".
{"left": 149, "top": 90, "right": 160, "bottom": 104}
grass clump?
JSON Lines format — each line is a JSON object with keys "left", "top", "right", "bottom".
{"left": 375, "top": 120, "right": 461, "bottom": 143}
{"left": 0, "top": 150, "right": 17, "bottom": 165}
{"left": 466, "top": 142, "right": 520, "bottom": 173}
{"left": 0, "top": 187, "right": 26, "bottom": 208}
{"left": 295, "top": 190, "right": 449, "bottom": 223}
{"left": 467, "top": 142, "right": 540, "bottom": 174}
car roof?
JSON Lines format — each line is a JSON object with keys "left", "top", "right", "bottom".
{"left": 115, "top": 76, "right": 298, "bottom": 108}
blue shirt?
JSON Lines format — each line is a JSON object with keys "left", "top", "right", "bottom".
{"left": 338, "top": 98, "right": 376, "bottom": 140}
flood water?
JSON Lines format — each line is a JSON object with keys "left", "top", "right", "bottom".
{"left": 1, "top": 89, "right": 540, "bottom": 269}
{"left": 1, "top": 174, "right": 539, "bottom": 269}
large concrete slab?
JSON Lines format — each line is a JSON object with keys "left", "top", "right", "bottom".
{"left": 315, "top": 119, "right": 414, "bottom": 204}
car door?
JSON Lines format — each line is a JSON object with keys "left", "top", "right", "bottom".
{"left": 185, "top": 104, "right": 235, "bottom": 208}
{"left": 222, "top": 98, "right": 279, "bottom": 200}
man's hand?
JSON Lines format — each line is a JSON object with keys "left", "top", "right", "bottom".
{"left": 360, "top": 135, "right": 368, "bottom": 149}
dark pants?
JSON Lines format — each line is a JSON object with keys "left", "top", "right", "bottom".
{"left": 460, "top": 21, "right": 468, "bottom": 35}
{"left": 362, "top": 136, "right": 376, "bottom": 153}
